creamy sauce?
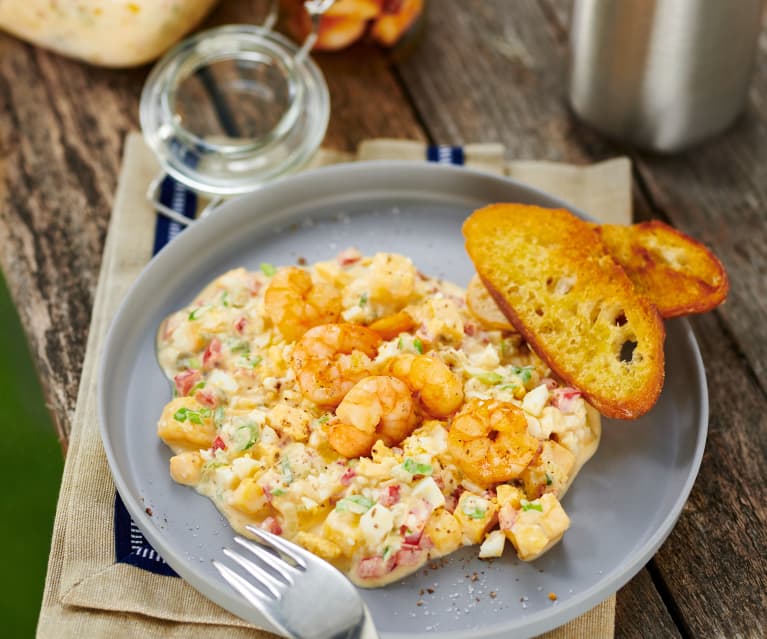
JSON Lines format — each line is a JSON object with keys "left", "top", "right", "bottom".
{"left": 156, "top": 252, "right": 601, "bottom": 586}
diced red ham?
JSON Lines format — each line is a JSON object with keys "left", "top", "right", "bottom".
{"left": 498, "top": 503, "right": 519, "bottom": 531}
{"left": 336, "top": 247, "right": 362, "bottom": 266}
{"left": 357, "top": 556, "right": 394, "bottom": 579}
{"left": 551, "top": 386, "right": 582, "bottom": 413}
{"left": 393, "top": 544, "right": 425, "bottom": 568}
{"left": 379, "top": 484, "right": 400, "bottom": 507}
{"left": 195, "top": 388, "right": 218, "bottom": 407}
{"left": 234, "top": 317, "right": 247, "bottom": 334}
{"left": 261, "top": 516, "right": 282, "bottom": 535}
{"left": 203, "top": 338, "right": 222, "bottom": 368}
{"left": 173, "top": 369, "right": 200, "bottom": 396}
{"left": 212, "top": 436, "right": 226, "bottom": 451}
{"left": 340, "top": 468, "right": 356, "bottom": 486}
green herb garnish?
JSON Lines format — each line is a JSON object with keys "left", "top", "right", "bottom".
{"left": 512, "top": 365, "right": 534, "bottom": 384}
{"left": 397, "top": 336, "right": 404, "bottom": 350}
{"left": 237, "top": 423, "right": 260, "bottom": 451}
{"left": 382, "top": 546, "right": 393, "bottom": 560}
{"left": 461, "top": 502, "right": 487, "bottom": 519}
{"left": 189, "top": 381, "right": 206, "bottom": 395}
{"left": 173, "top": 407, "right": 211, "bottom": 423}
{"left": 477, "top": 371, "right": 503, "bottom": 385}
{"left": 335, "top": 495, "right": 375, "bottom": 514}
{"left": 221, "top": 291, "right": 229, "bottom": 307}
{"left": 359, "top": 293, "right": 368, "bottom": 307}
{"left": 521, "top": 500, "right": 543, "bottom": 512}
{"left": 280, "top": 457, "right": 294, "bottom": 484}
{"left": 270, "top": 488, "right": 285, "bottom": 497}
{"left": 188, "top": 305, "right": 211, "bottom": 321}
{"left": 402, "top": 458, "right": 433, "bottom": 476}
{"left": 230, "top": 341, "right": 250, "bottom": 354}
{"left": 413, "top": 337, "right": 424, "bottom": 354}
{"left": 260, "top": 263, "right": 277, "bottom": 277}
{"left": 545, "top": 473, "right": 553, "bottom": 486}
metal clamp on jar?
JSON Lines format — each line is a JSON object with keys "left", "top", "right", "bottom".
{"left": 141, "top": 0, "right": 332, "bottom": 225}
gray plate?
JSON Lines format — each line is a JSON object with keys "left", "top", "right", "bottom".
{"left": 99, "top": 161, "right": 707, "bottom": 639}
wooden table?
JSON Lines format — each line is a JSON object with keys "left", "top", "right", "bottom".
{"left": 1, "top": 2, "right": 765, "bottom": 637}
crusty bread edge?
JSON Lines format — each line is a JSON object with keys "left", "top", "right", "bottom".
{"left": 634, "top": 221, "right": 729, "bottom": 318}
{"left": 593, "top": 221, "right": 730, "bottom": 318}
{"left": 479, "top": 273, "right": 666, "bottom": 420}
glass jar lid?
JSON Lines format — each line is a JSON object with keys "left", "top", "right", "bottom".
{"left": 140, "top": 24, "right": 329, "bottom": 197}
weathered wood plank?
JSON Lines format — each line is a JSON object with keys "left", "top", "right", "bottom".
{"left": 0, "top": 0, "right": 424, "bottom": 447}
{"left": 615, "top": 568, "right": 682, "bottom": 639}
{"left": 0, "top": 38, "right": 142, "bottom": 448}
{"left": 393, "top": 1, "right": 767, "bottom": 637}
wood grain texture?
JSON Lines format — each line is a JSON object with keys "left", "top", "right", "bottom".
{"left": 615, "top": 569, "right": 682, "bottom": 639}
{"left": 0, "top": 0, "right": 423, "bottom": 446}
{"left": 393, "top": 1, "right": 767, "bottom": 637}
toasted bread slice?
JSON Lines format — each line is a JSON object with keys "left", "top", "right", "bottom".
{"left": 594, "top": 221, "right": 728, "bottom": 318}
{"left": 467, "top": 274, "right": 516, "bottom": 331}
{"left": 463, "top": 204, "right": 665, "bottom": 419}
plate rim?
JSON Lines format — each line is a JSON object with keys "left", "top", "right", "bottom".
{"left": 98, "top": 160, "right": 709, "bottom": 639}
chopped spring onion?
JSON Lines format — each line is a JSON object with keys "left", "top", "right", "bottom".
{"left": 189, "top": 381, "right": 206, "bottom": 395}
{"left": 521, "top": 500, "right": 543, "bottom": 512}
{"left": 271, "top": 488, "right": 285, "bottom": 496}
{"left": 476, "top": 371, "right": 503, "bottom": 385}
{"left": 237, "top": 423, "right": 260, "bottom": 451}
{"left": 512, "top": 365, "right": 534, "bottom": 383}
{"left": 461, "top": 503, "right": 487, "bottom": 520}
{"left": 359, "top": 293, "right": 368, "bottom": 307}
{"left": 173, "top": 407, "right": 211, "bottom": 423}
{"left": 260, "top": 263, "right": 277, "bottom": 277}
{"left": 188, "top": 305, "right": 212, "bottom": 321}
{"left": 221, "top": 290, "right": 229, "bottom": 307}
{"left": 402, "top": 458, "right": 433, "bottom": 476}
{"left": 545, "top": 473, "right": 553, "bottom": 486}
{"left": 335, "top": 495, "right": 375, "bottom": 514}
{"left": 382, "top": 546, "right": 393, "bottom": 560}
{"left": 280, "top": 458, "right": 294, "bottom": 484}
{"left": 397, "top": 336, "right": 404, "bottom": 350}
{"left": 413, "top": 337, "right": 424, "bottom": 354}
{"left": 230, "top": 341, "right": 250, "bottom": 354}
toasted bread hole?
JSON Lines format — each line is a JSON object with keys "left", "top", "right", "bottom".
{"left": 535, "top": 307, "right": 544, "bottom": 317}
{"left": 545, "top": 276, "right": 554, "bottom": 290}
{"left": 615, "top": 312, "right": 627, "bottom": 327}
{"left": 619, "top": 340, "right": 638, "bottom": 363}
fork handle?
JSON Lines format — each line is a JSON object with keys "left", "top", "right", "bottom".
{"left": 349, "top": 605, "right": 379, "bottom": 639}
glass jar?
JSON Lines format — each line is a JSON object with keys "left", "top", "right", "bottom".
{"left": 140, "top": 17, "right": 330, "bottom": 198}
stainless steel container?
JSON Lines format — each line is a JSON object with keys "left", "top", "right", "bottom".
{"left": 569, "top": 0, "right": 765, "bottom": 152}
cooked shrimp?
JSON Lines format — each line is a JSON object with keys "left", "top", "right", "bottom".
{"left": 383, "top": 353, "right": 464, "bottom": 418}
{"left": 447, "top": 398, "right": 540, "bottom": 488}
{"left": 329, "top": 375, "right": 417, "bottom": 457}
{"left": 367, "top": 253, "right": 417, "bottom": 310}
{"left": 292, "top": 323, "right": 382, "bottom": 407}
{"left": 264, "top": 267, "right": 342, "bottom": 341}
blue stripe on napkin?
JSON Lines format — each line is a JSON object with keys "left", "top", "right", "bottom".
{"left": 115, "top": 173, "right": 198, "bottom": 576}
{"left": 114, "top": 493, "right": 178, "bottom": 576}
{"left": 426, "top": 144, "right": 465, "bottom": 165}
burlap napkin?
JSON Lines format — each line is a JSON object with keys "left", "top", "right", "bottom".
{"left": 38, "top": 132, "right": 628, "bottom": 638}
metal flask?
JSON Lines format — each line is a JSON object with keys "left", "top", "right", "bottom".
{"left": 569, "top": 0, "right": 765, "bottom": 152}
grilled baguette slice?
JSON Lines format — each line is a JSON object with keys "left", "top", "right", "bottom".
{"left": 594, "top": 221, "right": 728, "bottom": 318}
{"left": 463, "top": 204, "right": 665, "bottom": 419}
{"left": 467, "top": 274, "right": 516, "bottom": 331}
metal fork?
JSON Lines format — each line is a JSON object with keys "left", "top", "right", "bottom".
{"left": 214, "top": 525, "right": 379, "bottom": 639}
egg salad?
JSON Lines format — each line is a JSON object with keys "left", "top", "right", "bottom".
{"left": 156, "top": 250, "right": 601, "bottom": 587}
